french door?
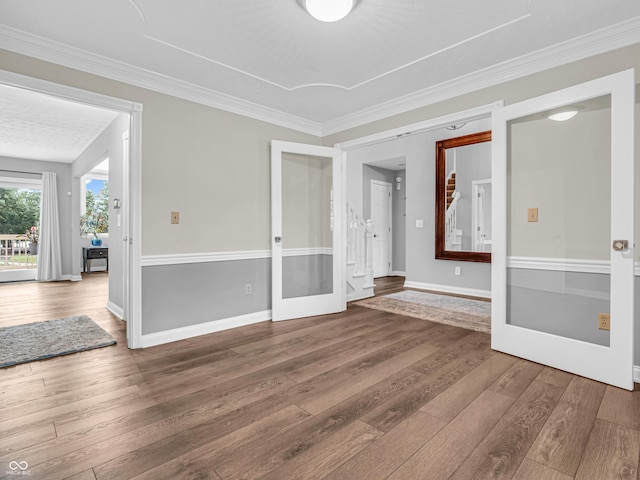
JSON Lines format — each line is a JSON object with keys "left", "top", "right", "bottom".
{"left": 271, "top": 140, "right": 345, "bottom": 321}
{"left": 492, "top": 69, "right": 635, "bottom": 390}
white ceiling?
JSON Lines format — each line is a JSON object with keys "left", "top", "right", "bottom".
{"left": 1, "top": 0, "right": 640, "bottom": 149}
{"left": 0, "top": 84, "right": 120, "bottom": 162}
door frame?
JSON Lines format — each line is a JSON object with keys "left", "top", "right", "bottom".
{"left": 0, "top": 69, "right": 144, "bottom": 349}
{"left": 370, "top": 179, "right": 392, "bottom": 278}
{"left": 491, "top": 69, "right": 635, "bottom": 390}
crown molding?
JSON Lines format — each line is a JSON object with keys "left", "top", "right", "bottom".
{"left": 1, "top": 17, "right": 639, "bottom": 139}
{"left": 320, "top": 17, "right": 640, "bottom": 136}
{"left": 0, "top": 26, "right": 323, "bottom": 136}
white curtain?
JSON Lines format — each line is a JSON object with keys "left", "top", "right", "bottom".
{"left": 37, "top": 172, "right": 62, "bottom": 281}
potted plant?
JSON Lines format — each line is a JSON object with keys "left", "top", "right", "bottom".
{"left": 25, "top": 225, "right": 38, "bottom": 255}
{"left": 80, "top": 211, "right": 108, "bottom": 246}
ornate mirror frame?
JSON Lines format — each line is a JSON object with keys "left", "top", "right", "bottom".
{"left": 435, "top": 130, "right": 492, "bottom": 263}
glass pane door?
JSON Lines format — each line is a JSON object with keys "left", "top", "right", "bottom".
{"left": 271, "top": 141, "right": 344, "bottom": 321}
{"left": 492, "top": 70, "right": 635, "bottom": 390}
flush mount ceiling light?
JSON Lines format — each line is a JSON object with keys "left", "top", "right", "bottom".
{"left": 298, "top": 0, "right": 360, "bottom": 22}
{"left": 547, "top": 106, "right": 583, "bottom": 122}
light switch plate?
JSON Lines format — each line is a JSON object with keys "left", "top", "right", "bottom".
{"left": 416, "top": 219, "right": 424, "bottom": 228}
{"left": 528, "top": 208, "right": 538, "bottom": 222}
{"left": 171, "top": 211, "right": 180, "bottom": 224}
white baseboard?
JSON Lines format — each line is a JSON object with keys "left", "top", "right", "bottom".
{"left": 68, "top": 274, "right": 82, "bottom": 282}
{"left": 106, "top": 301, "right": 124, "bottom": 320}
{"left": 404, "top": 280, "right": 491, "bottom": 299}
{"left": 634, "top": 365, "right": 640, "bottom": 384}
{"left": 140, "top": 310, "right": 272, "bottom": 348}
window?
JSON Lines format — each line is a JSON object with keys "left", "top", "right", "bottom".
{"left": 80, "top": 168, "right": 109, "bottom": 237}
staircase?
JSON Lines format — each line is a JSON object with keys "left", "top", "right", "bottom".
{"left": 445, "top": 170, "right": 463, "bottom": 250}
{"left": 446, "top": 172, "right": 456, "bottom": 209}
{"left": 347, "top": 203, "right": 375, "bottom": 301}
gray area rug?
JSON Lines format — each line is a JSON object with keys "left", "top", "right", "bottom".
{"left": 0, "top": 315, "right": 116, "bottom": 368}
{"left": 355, "top": 290, "right": 491, "bottom": 333}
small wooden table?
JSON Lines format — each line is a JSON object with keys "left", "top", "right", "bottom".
{"left": 83, "top": 247, "right": 108, "bottom": 273}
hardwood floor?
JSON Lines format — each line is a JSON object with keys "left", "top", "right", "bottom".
{"left": 1, "top": 275, "right": 639, "bottom": 479}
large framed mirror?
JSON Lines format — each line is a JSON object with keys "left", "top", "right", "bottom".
{"left": 435, "top": 130, "right": 492, "bottom": 262}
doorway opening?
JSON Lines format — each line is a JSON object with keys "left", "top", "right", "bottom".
{"left": 0, "top": 71, "right": 142, "bottom": 349}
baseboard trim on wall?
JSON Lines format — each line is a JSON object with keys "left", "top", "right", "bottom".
{"left": 404, "top": 280, "right": 491, "bottom": 300}
{"left": 634, "top": 365, "right": 640, "bottom": 384}
{"left": 106, "top": 301, "right": 124, "bottom": 320}
{"left": 140, "top": 310, "right": 272, "bottom": 348}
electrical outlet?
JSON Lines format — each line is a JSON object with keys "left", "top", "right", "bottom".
{"left": 598, "top": 313, "right": 610, "bottom": 330}
{"left": 171, "top": 211, "right": 180, "bottom": 224}
{"left": 245, "top": 283, "right": 252, "bottom": 295}
{"left": 455, "top": 266, "right": 461, "bottom": 276}
{"left": 528, "top": 208, "right": 538, "bottom": 222}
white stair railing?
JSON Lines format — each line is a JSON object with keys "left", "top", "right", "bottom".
{"left": 445, "top": 191, "right": 461, "bottom": 250}
{"left": 347, "top": 203, "right": 374, "bottom": 288}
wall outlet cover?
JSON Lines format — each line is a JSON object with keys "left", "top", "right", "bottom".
{"left": 598, "top": 313, "right": 610, "bottom": 330}
{"left": 528, "top": 208, "right": 538, "bottom": 222}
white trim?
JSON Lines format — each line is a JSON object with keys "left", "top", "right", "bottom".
{"left": 140, "top": 248, "right": 335, "bottom": 267}
{"left": 2, "top": 17, "right": 639, "bottom": 135}
{"left": 282, "top": 247, "right": 333, "bottom": 257}
{"left": 335, "top": 102, "right": 503, "bottom": 151}
{"left": 391, "top": 271, "right": 406, "bottom": 277}
{"left": 0, "top": 27, "right": 322, "bottom": 137}
{"left": 140, "top": 310, "right": 271, "bottom": 348}
{"left": 510, "top": 258, "right": 640, "bottom": 276}
{"left": 0, "top": 270, "right": 37, "bottom": 282}
{"left": 141, "top": 250, "right": 271, "bottom": 267}
{"left": 322, "top": 17, "right": 640, "bottom": 135}
{"left": 106, "top": 301, "right": 124, "bottom": 320}
{"left": 508, "top": 256, "right": 612, "bottom": 274}
{"left": 634, "top": 365, "right": 640, "bottom": 384}
{"left": 403, "top": 280, "right": 491, "bottom": 300}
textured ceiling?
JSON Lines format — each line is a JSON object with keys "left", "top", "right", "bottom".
{"left": 0, "top": 0, "right": 640, "bottom": 155}
{"left": 0, "top": 84, "right": 120, "bottom": 162}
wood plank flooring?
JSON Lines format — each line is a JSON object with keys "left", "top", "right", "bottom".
{"left": 1, "top": 274, "right": 639, "bottom": 479}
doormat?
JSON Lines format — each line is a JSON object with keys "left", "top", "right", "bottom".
{"left": 355, "top": 290, "right": 491, "bottom": 333}
{"left": 0, "top": 315, "right": 116, "bottom": 368}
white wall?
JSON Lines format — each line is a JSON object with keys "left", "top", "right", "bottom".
{"left": 73, "top": 114, "right": 129, "bottom": 312}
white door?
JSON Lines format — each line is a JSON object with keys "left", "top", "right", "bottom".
{"left": 492, "top": 69, "right": 635, "bottom": 390}
{"left": 271, "top": 140, "right": 345, "bottom": 321}
{"left": 371, "top": 180, "right": 392, "bottom": 278}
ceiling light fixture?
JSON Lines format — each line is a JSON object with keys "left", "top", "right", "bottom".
{"left": 298, "top": 0, "right": 360, "bottom": 22}
{"left": 546, "top": 106, "right": 582, "bottom": 122}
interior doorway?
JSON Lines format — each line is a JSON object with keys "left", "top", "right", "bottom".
{"left": 0, "top": 71, "right": 143, "bottom": 349}
{"left": 371, "top": 180, "right": 392, "bottom": 278}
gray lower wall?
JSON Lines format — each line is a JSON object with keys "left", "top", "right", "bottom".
{"left": 141, "top": 258, "right": 270, "bottom": 335}
{"left": 508, "top": 268, "right": 610, "bottom": 346}
{"left": 283, "top": 254, "right": 333, "bottom": 299}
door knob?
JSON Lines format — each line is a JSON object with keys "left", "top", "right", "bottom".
{"left": 612, "top": 240, "right": 628, "bottom": 251}
{"left": 274, "top": 236, "right": 282, "bottom": 245}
